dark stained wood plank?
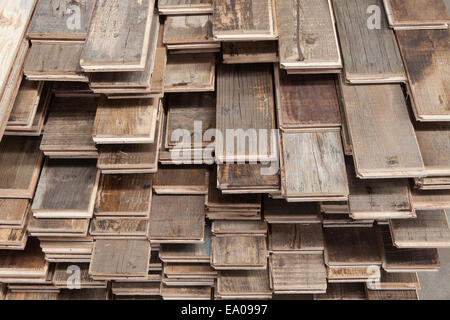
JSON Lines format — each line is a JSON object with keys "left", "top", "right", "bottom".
{"left": 274, "top": 67, "right": 341, "bottom": 130}
{"left": 152, "top": 165, "right": 208, "bottom": 194}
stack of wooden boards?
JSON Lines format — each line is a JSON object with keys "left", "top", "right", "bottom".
{"left": 0, "top": 0, "right": 449, "bottom": 300}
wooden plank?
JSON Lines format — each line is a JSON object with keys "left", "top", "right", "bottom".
{"left": 366, "top": 270, "right": 420, "bottom": 290}
{"left": 276, "top": 0, "right": 341, "bottom": 70}
{"left": 411, "top": 189, "right": 450, "bottom": 210}
{"left": 280, "top": 131, "right": 348, "bottom": 199}
{"left": 153, "top": 165, "right": 208, "bottom": 194}
{"left": 270, "top": 253, "right": 327, "bottom": 293}
{"left": 58, "top": 289, "right": 108, "bottom": 300}
{"left": 415, "top": 122, "right": 450, "bottom": 176}
{"left": 217, "top": 270, "right": 272, "bottom": 298}
{"left": 89, "top": 239, "right": 150, "bottom": 277}
{"left": 212, "top": 0, "right": 277, "bottom": 41}
{"left": 158, "top": 0, "right": 213, "bottom": 15}
{"left": 327, "top": 265, "right": 381, "bottom": 282}
{"left": 148, "top": 194, "right": 205, "bottom": 242}
{"left": 28, "top": 0, "right": 96, "bottom": 40}
{"left": 366, "top": 289, "right": 418, "bottom": 300}
{"left": 93, "top": 98, "right": 159, "bottom": 144}
{"left": 80, "top": 0, "right": 155, "bottom": 71}
{"left": 40, "top": 96, "right": 98, "bottom": 157}
{"left": 390, "top": 210, "right": 450, "bottom": 248}
{"left": 212, "top": 221, "right": 267, "bottom": 235}
{"left": 314, "top": 283, "right": 366, "bottom": 300}
{"left": 163, "top": 14, "right": 215, "bottom": 46}
{"left": 23, "top": 40, "right": 88, "bottom": 82}
{"left": 7, "top": 80, "right": 43, "bottom": 128}
{"left": 0, "top": 238, "right": 48, "bottom": 278}
{"left": 0, "top": 136, "right": 43, "bottom": 199}
{"left": 0, "top": 40, "right": 29, "bottom": 141}
{"left": 211, "top": 235, "right": 267, "bottom": 270}
{"left": 269, "top": 224, "right": 324, "bottom": 252}
{"left": 164, "top": 53, "right": 215, "bottom": 92}
{"left": 222, "top": 41, "right": 278, "bottom": 64}
{"left": 384, "top": 0, "right": 450, "bottom": 29}
{"left": 324, "top": 227, "right": 382, "bottom": 266}
{"left": 216, "top": 63, "right": 276, "bottom": 162}
{"left": 340, "top": 79, "right": 425, "bottom": 178}
{"left": 263, "top": 198, "right": 321, "bottom": 224}
{"left": 0, "top": 199, "right": 29, "bottom": 228}
{"left": 161, "top": 284, "right": 211, "bottom": 300}
{"left": 89, "top": 217, "right": 149, "bottom": 238}
{"left": 32, "top": 159, "right": 99, "bottom": 218}
{"left": 0, "top": 0, "right": 37, "bottom": 97}
{"left": 397, "top": 30, "right": 450, "bottom": 121}
{"left": 378, "top": 224, "right": 441, "bottom": 272}
{"left": 332, "top": 0, "right": 406, "bottom": 83}
{"left": 274, "top": 67, "right": 341, "bottom": 130}
{"left": 95, "top": 174, "right": 152, "bottom": 217}
{"left": 29, "top": 217, "right": 89, "bottom": 236}
{"left": 347, "top": 161, "right": 414, "bottom": 220}
{"left": 217, "top": 163, "right": 280, "bottom": 193}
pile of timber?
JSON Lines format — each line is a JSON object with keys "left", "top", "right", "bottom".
{"left": 0, "top": 0, "right": 449, "bottom": 301}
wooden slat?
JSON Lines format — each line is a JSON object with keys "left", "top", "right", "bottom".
{"left": 274, "top": 67, "right": 341, "bottom": 130}
{"left": 148, "top": 194, "right": 205, "bottom": 242}
{"left": 276, "top": 0, "right": 341, "bottom": 71}
{"left": 216, "top": 64, "right": 276, "bottom": 162}
{"left": 95, "top": 174, "right": 152, "bottom": 217}
{"left": 314, "top": 283, "right": 366, "bottom": 300}
{"left": 222, "top": 41, "right": 278, "bottom": 64}
{"left": 269, "top": 224, "right": 324, "bottom": 252}
{"left": 332, "top": 0, "right": 405, "bottom": 83}
{"left": 397, "top": 30, "right": 449, "bottom": 121}
{"left": 0, "top": 0, "right": 37, "bottom": 97}
{"left": 89, "top": 217, "right": 149, "bottom": 238}
{"left": 280, "top": 131, "right": 348, "bottom": 200}
{"left": 217, "top": 270, "right": 272, "bottom": 298}
{"left": 28, "top": 0, "right": 96, "bottom": 40}
{"left": 163, "top": 14, "right": 215, "bottom": 46}
{"left": 158, "top": 0, "right": 213, "bottom": 15}
{"left": 213, "top": 0, "right": 277, "bottom": 41}
{"left": 32, "top": 159, "right": 99, "bottom": 218}
{"left": 270, "top": 253, "right": 327, "bottom": 293}
{"left": 92, "top": 98, "right": 159, "bottom": 144}
{"left": 0, "top": 136, "right": 43, "bottom": 199}
{"left": 164, "top": 53, "right": 216, "bottom": 92}
{"left": 411, "top": 189, "right": 450, "bottom": 210}
{"left": 384, "top": 0, "right": 450, "bottom": 29}
{"left": 80, "top": 0, "right": 155, "bottom": 71}
{"left": 7, "top": 80, "right": 43, "bottom": 128}
{"left": 89, "top": 239, "right": 150, "bottom": 277}
{"left": 340, "top": 79, "right": 424, "bottom": 178}
{"left": 152, "top": 166, "right": 208, "bottom": 194}
{"left": 390, "top": 210, "right": 450, "bottom": 248}
{"left": 0, "top": 199, "right": 30, "bottom": 228}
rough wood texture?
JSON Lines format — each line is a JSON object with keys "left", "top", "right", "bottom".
{"left": 152, "top": 166, "right": 208, "bottom": 194}
{"left": 89, "top": 239, "right": 150, "bottom": 276}
{"left": 80, "top": 0, "right": 155, "bottom": 71}
{"left": 0, "top": 136, "right": 43, "bottom": 199}
{"left": 28, "top": 0, "right": 96, "bottom": 40}
{"left": 415, "top": 122, "right": 450, "bottom": 176}
{"left": 89, "top": 217, "right": 148, "bottom": 237}
{"left": 340, "top": 80, "right": 424, "bottom": 178}
{"left": 332, "top": 0, "right": 405, "bottom": 83}
{"left": 397, "top": 30, "right": 450, "bottom": 121}
{"left": 222, "top": 41, "right": 278, "bottom": 64}
{"left": 0, "top": 0, "right": 37, "bottom": 97}
{"left": 212, "top": 235, "right": 267, "bottom": 269}
{"left": 212, "top": 221, "right": 267, "bottom": 235}
{"left": 0, "top": 199, "right": 29, "bottom": 227}
{"left": 324, "top": 227, "right": 382, "bottom": 266}
{"left": 32, "top": 159, "right": 99, "bottom": 218}
{"left": 158, "top": 0, "right": 213, "bottom": 14}
{"left": 280, "top": 131, "right": 348, "bottom": 199}
{"left": 314, "top": 283, "right": 366, "bottom": 300}
{"left": 95, "top": 174, "right": 152, "bottom": 217}
{"left": 164, "top": 53, "right": 215, "bottom": 92}
{"left": 7, "top": 80, "right": 43, "bottom": 128}
{"left": 390, "top": 210, "right": 450, "bottom": 248}
{"left": 217, "top": 270, "right": 272, "bottom": 298}
{"left": 384, "top": 0, "right": 450, "bottom": 28}
{"left": 40, "top": 96, "right": 98, "bottom": 156}
{"left": 29, "top": 217, "right": 89, "bottom": 235}
{"left": 270, "top": 253, "right": 327, "bottom": 293}
{"left": 216, "top": 64, "right": 276, "bottom": 162}
{"left": 366, "top": 289, "right": 418, "bottom": 300}
{"left": 213, "top": 0, "right": 277, "bottom": 40}
{"left": 148, "top": 194, "right": 205, "bottom": 242}
{"left": 163, "top": 14, "right": 214, "bottom": 45}
{"left": 270, "top": 224, "right": 324, "bottom": 251}
{"left": 92, "top": 98, "right": 159, "bottom": 144}
{"left": 23, "top": 41, "right": 88, "bottom": 81}
{"left": 274, "top": 68, "right": 341, "bottom": 130}
{"left": 411, "top": 189, "right": 450, "bottom": 210}
{"left": 276, "top": 0, "right": 341, "bottom": 70}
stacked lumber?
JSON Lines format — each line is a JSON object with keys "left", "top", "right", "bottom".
{"left": 0, "top": 0, "right": 449, "bottom": 301}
